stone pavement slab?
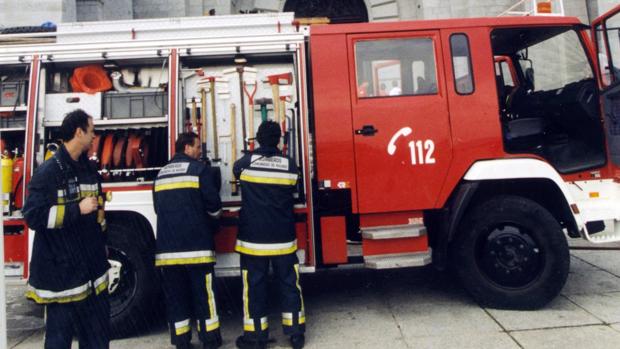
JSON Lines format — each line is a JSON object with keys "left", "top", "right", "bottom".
{"left": 485, "top": 296, "right": 602, "bottom": 331}
{"left": 510, "top": 325, "right": 620, "bottom": 349}
{"left": 567, "top": 291, "right": 620, "bottom": 324}
{"left": 571, "top": 251, "right": 620, "bottom": 278}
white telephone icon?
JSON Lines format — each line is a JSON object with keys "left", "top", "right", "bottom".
{"left": 387, "top": 127, "right": 413, "bottom": 155}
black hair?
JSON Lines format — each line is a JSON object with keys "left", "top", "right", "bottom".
{"left": 175, "top": 132, "right": 199, "bottom": 154}
{"left": 256, "top": 121, "right": 281, "bottom": 148}
{"left": 59, "top": 109, "right": 91, "bottom": 142}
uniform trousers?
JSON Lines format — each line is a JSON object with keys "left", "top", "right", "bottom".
{"left": 160, "top": 263, "right": 220, "bottom": 345}
{"left": 44, "top": 291, "right": 110, "bottom": 349}
{"left": 240, "top": 252, "right": 305, "bottom": 341}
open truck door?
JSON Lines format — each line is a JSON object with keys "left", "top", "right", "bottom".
{"left": 593, "top": 4, "right": 620, "bottom": 166}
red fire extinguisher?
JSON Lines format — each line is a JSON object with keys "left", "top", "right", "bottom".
{"left": 12, "top": 155, "right": 24, "bottom": 210}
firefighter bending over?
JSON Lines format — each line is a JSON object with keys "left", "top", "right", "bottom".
{"left": 153, "top": 132, "right": 223, "bottom": 349}
{"left": 23, "top": 109, "right": 110, "bottom": 348}
{"left": 233, "top": 121, "right": 305, "bottom": 349}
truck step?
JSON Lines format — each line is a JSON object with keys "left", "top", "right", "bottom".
{"left": 364, "top": 250, "right": 432, "bottom": 269}
{"left": 361, "top": 223, "right": 426, "bottom": 240}
{"left": 583, "top": 220, "right": 620, "bottom": 244}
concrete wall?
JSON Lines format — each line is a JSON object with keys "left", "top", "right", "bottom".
{"left": 0, "top": 0, "right": 66, "bottom": 27}
{"left": 132, "top": 0, "right": 187, "bottom": 19}
{"left": 102, "top": 0, "right": 133, "bottom": 20}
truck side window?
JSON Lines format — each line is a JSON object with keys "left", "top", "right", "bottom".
{"left": 595, "top": 12, "right": 620, "bottom": 87}
{"left": 450, "top": 34, "right": 474, "bottom": 94}
{"left": 354, "top": 37, "right": 437, "bottom": 98}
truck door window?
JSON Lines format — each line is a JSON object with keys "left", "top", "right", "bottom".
{"left": 491, "top": 27, "right": 605, "bottom": 174}
{"left": 595, "top": 11, "right": 620, "bottom": 87}
{"left": 518, "top": 30, "right": 593, "bottom": 92}
{"left": 450, "top": 34, "right": 474, "bottom": 94}
{"left": 355, "top": 38, "right": 437, "bottom": 98}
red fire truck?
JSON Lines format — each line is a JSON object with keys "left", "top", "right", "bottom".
{"left": 1, "top": 5, "right": 619, "bottom": 335}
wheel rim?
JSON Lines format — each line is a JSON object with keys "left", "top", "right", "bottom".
{"left": 107, "top": 247, "right": 138, "bottom": 317}
{"left": 476, "top": 224, "right": 543, "bottom": 288}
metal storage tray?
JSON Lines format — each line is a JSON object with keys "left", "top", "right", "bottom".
{"left": 103, "top": 91, "right": 167, "bottom": 119}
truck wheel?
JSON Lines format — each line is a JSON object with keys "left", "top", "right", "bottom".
{"left": 106, "top": 220, "right": 160, "bottom": 338}
{"left": 451, "top": 195, "right": 569, "bottom": 309}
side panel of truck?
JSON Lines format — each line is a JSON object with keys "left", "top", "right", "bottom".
{"left": 436, "top": 26, "right": 505, "bottom": 206}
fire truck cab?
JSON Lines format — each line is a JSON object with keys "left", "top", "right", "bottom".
{"left": 1, "top": 5, "right": 620, "bottom": 335}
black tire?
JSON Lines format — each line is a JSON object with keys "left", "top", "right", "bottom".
{"left": 451, "top": 195, "right": 569, "bottom": 309}
{"left": 106, "top": 219, "right": 160, "bottom": 338}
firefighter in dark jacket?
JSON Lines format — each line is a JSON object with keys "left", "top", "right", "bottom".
{"left": 23, "top": 109, "right": 110, "bottom": 349}
{"left": 233, "top": 121, "right": 305, "bottom": 349}
{"left": 153, "top": 132, "right": 223, "bottom": 349}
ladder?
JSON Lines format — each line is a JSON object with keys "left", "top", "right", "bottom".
{"left": 499, "top": 0, "right": 565, "bottom": 17}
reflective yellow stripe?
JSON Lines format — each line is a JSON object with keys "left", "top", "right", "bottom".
{"left": 206, "top": 273, "right": 217, "bottom": 323}
{"left": 236, "top": 245, "right": 297, "bottom": 256}
{"left": 244, "top": 317, "right": 268, "bottom": 332}
{"left": 175, "top": 326, "right": 190, "bottom": 335}
{"left": 175, "top": 319, "right": 191, "bottom": 336}
{"left": 295, "top": 264, "right": 305, "bottom": 313}
{"left": 94, "top": 272, "right": 108, "bottom": 295}
{"left": 235, "top": 240, "right": 297, "bottom": 256}
{"left": 154, "top": 181, "right": 199, "bottom": 192}
{"left": 48, "top": 205, "right": 66, "bottom": 229}
{"left": 26, "top": 289, "right": 90, "bottom": 304}
{"left": 155, "top": 256, "right": 215, "bottom": 266}
{"left": 25, "top": 283, "right": 91, "bottom": 304}
{"left": 243, "top": 270, "right": 249, "bottom": 321}
{"left": 240, "top": 173, "right": 297, "bottom": 186}
{"left": 205, "top": 318, "right": 220, "bottom": 332}
{"left": 282, "top": 311, "right": 306, "bottom": 326}
{"left": 282, "top": 317, "right": 306, "bottom": 326}
{"left": 80, "top": 191, "right": 98, "bottom": 198}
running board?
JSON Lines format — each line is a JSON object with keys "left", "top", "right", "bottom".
{"left": 364, "top": 250, "right": 432, "bottom": 269}
{"left": 583, "top": 219, "right": 620, "bottom": 243}
{"left": 361, "top": 223, "right": 426, "bottom": 240}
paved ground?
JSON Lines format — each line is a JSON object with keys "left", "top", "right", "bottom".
{"left": 7, "top": 247, "right": 620, "bottom": 348}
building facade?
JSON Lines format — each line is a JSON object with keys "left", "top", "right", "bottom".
{"left": 0, "top": 0, "right": 617, "bottom": 28}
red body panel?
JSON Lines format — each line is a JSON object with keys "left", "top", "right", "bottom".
{"left": 310, "top": 34, "right": 359, "bottom": 212}
{"left": 3, "top": 219, "right": 28, "bottom": 278}
{"left": 320, "top": 216, "right": 348, "bottom": 264}
{"left": 436, "top": 27, "right": 505, "bottom": 206}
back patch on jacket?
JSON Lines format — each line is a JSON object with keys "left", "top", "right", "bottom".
{"left": 250, "top": 155, "right": 289, "bottom": 171}
{"left": 158, "top": 162, "right": 190, "bottom": 177}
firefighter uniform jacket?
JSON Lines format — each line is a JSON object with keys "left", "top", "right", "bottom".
{"left": 233, "top": 146, "right": 299, "bottom": 256}
{"left": 23, "top": 145, "right": 109, "bottom": 304}
{"left": 153, "top": 153, "right": 222, "bottom": 266}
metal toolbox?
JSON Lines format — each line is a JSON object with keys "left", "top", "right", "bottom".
{"left": 103, "top": 91, "right": 167, "bottom": 119}
{"left": 45, "top": 92, "right": 102, "bottom": 122}
{"left": 0, "top": 80, "right": 27, "bottom": 107}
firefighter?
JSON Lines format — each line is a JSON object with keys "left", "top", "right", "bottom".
{"left": 233, "top": 121, "right": 305, "bottom": 349}
{"left": 23, "top": 109, "right": 110, "bottom": 348}
{"left": 153, "top": 132, "right": 223, "bottom": 349}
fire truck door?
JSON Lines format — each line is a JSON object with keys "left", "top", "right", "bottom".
{"left": 593, "top": 4, "right": 620, "bottom": 166}
{"left": 348, "top": 31, "right": 452, "bottom": 213}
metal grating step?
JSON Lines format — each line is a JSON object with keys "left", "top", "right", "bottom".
{"left": 364, "top": 250, "right": 432, "bottom": 269}
{"left": 361, "top": 223, "right": 426, "bottom": 240}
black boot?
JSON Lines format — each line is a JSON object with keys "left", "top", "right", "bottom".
{"left": 235, "top": 335, "right": 266, "bottom": 349}
{"left": 176, "top": 342, "right": 192, "bottom": 349}
{"left": 290, "top": 334, "right": 305, "bottom": 349}
{"left": 203, "top": 333, "right": 222, "bottom": 349}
